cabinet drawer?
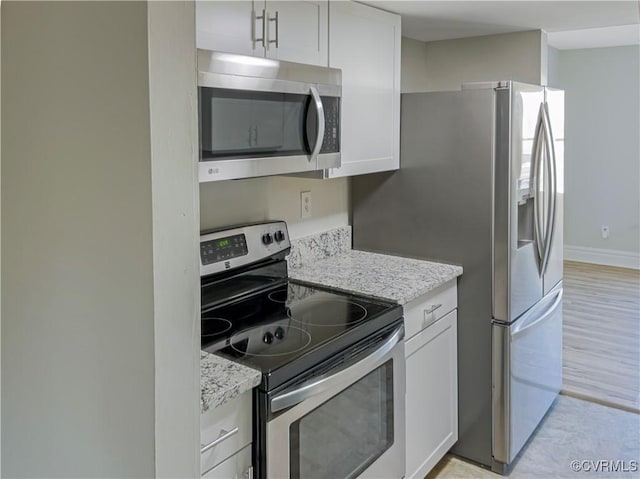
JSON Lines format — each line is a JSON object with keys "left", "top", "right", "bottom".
{"left": 403, "top": 281, "right": 457, "bottom": 342}
{"left": 201, "top": 391, "right": 252, "bottom": 475}
{"left": 202, "top": 444, "right": 252, "bottom": 478}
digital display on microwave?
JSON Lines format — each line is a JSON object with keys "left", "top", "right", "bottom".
{"left": 201, "top": 234, "right": 248, "bottom": 265}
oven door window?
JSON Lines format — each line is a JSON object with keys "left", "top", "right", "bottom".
{"left": 199, "top": 87, "right": 318, "bottom": 161}
{"left": 289, "top": 361, "right": 394, "bottom": 479}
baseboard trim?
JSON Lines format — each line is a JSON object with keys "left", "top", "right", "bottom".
{"left": 564, "top": 245, "right": 640, "bottom": 270}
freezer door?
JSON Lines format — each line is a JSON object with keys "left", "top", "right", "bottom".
{"left": 492, "top": 283, "right": 563, "bottom": 468}
{"left": 543, "top": 88, "right": 564, "bottom": 294}
{"left": 494, "top": 82, "right": 545, "bottom": 323}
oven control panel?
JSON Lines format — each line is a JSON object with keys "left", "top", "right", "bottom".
{"left": 200, "top": 221, "right": 290, "bottom": 276}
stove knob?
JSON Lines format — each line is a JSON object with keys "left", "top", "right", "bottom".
{"left": 274, "top": 327, "right": 285, "bottom": 340}
{"left": 263, "top": 332, "right": 274, "bottom": 344}
{"left": 274, "top": 230, "right": 285, "bottom": 242}
{"left": 262, "top": 233, "right": 273, "bottom": 245}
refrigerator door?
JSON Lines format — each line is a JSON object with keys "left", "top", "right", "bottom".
{"left": 492, "top": 282, "right": 563, "bottom": 470}
{"left": 542, "top": 88, "right": 564, "bottom": 294}
{"left": 494, "top": 82, "right": 545, "bottom": 323}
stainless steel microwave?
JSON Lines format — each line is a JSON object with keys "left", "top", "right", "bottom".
{"left": 197, "top": 50, "right": 341, "bottom": 182}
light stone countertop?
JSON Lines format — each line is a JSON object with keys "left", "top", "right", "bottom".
{"left": 200, "top": 351, "right": 261, "bottom": 414}
{"left": 289, "top": 249, "right": 463, "bottom": 305}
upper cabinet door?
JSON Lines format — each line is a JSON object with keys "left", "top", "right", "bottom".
{"left": 327, "top": 1, "right": 401, "bottom": 178}
{"left": 196, "top": 1, "right": 327, "bottom": 66}
{"left": 196, "top": 0, "right": 265, "bottom": 57}
{"left": 264, "top": 1, "right": 328, "bottom": 66}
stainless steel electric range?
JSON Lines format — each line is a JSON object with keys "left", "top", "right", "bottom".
{"left": 200, "top": 221, "right": 405, "bottom": 479}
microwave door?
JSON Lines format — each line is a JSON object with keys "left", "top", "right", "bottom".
{"left": 201, "top": 87, "right": 313, "bottom": 159}
{"left": 251, "top": 95, "right": 285, "bottom": 152}
{"left": 203, "top": 91, "right": 254, "bottom": 156}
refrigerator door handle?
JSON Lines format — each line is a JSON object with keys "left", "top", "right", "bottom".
{"left": 512, "top": 287, "right": 563, "bottom": 338}
{"left": 540, "top": 102, "right": 558, "bottom": 275}
{"left": 532, "top": 103, "right": 546, "bottom": 269}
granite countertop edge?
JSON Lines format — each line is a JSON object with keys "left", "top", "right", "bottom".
{"left": 200, "top": 351, "right": 261, "bottom": 414}
{"left": 288, "top": 249, "right": 463, "bottom": 305}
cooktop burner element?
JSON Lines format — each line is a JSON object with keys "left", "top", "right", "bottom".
{"left": 287, "top": 299, "right": 368, "bottom": 326}
{"left": 201, "top": 317, "right": 233, "bottom": 337}
{"left": 202, "top": 277, "right": 399, "bottom": 390}
{"left": 229, "top": 324, "right": 312, "bottom": 357}
{"left": 267, "top": 289, "right": 288, "bottom": 303}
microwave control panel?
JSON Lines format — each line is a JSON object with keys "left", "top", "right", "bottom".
{"left": 320, "top": 97, "right": 340, "bottom": 154}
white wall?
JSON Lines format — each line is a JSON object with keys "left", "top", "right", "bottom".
{"left": 557, "top": 45, "right": 640, "bottom": 268}
{"left": 2, "top": 1, "right": 200, "bottom": 475}
{"left": 401, "top": 30, "right": 547, "bottom": 92}
{"left": 401, "top": 36, "right": 429, "bottom": 93}
{"left": 200, "top": 176, "right": 349, "bottom": 239}
{"left": 547, "top": 46, "right": 561, "bottom": 88}
{"left": 147, "top": 2, "right": 200, "bottom": 477}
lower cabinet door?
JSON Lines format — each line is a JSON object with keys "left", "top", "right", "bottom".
{"left": 405, "top": 310, "right": 458, "bottom": 479}
{"left": 202, "top": 444, "right": 252, "bottom": 479}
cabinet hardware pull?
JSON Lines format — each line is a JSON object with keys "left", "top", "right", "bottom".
{"left": 200, "top": 427, "right": 239, "bottom": 454}
{"left": 424, "top": 304, "right": 442, "bottom": 315}
{"left": 268, "top": 11, "right": 279, "bottom": 48}
{"left": 252, "top": 8, "right": 266, "bottom": 48}
{"left": 423, "top": 304, "right": 443, "bottom": 329}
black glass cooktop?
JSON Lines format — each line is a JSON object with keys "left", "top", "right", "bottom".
{"left": 201, "top": 281, "right": 401, "bottom": 390}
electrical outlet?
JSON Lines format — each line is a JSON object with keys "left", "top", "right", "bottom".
{"left": 301, "top": 191, "right": 312, "bottom": 219}
{"left": 601, "top": 225, "right": 610, "bottom": 239}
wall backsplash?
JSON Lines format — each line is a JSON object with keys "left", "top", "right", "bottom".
{"left": 287, "top": 225, "right": 352, "bottom": 269}
{"left": 199, "top": 175, "right": 349, "bottom": 240}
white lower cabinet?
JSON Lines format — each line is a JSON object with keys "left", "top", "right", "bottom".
{"left": 201, "top": 391, "right": 253, "bottom": 477}
{"left": 202, "top": 444, "right": 252, "bottom": 479}
{"left": 404, "top": 282, "right": 459, "bottom": 479}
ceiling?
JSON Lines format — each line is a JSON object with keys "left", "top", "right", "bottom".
{"left": 361, "top": 1, "right": 640, "bottom": 48}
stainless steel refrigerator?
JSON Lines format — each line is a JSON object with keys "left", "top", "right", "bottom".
{"left": 351, "top": 81, "right": 564, "bottom": 473}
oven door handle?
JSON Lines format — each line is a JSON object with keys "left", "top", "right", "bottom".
{"left": 270, "top": 324, "right": 404, "bottom": 413}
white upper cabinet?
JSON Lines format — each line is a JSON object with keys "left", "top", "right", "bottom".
{"left": 326, "top": 1, "right": 401, "bottom": 178}
{"left": 196, "top": 0, "right": 328, "bottom": 67}
{"left": 264, "top": 1, "right": 328, "bottom": 65}
{"left": 196, "top": 1, "right": 257, "bottom": 57}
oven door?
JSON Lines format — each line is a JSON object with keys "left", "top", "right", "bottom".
{"left": 266, "top": 324, "right": 405, "bottom": 479}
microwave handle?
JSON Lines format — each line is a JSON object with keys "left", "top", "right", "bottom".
{"left": 308, "top": 86, "right": 325, "bottom": 163}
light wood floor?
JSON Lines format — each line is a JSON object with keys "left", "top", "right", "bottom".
{"left": 562, "top": 261, "right": 640, "bottom": 412}
{"left": 427, "top": 396, "right": 640, "bottom": 479}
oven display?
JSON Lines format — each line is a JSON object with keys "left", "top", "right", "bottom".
{"left": 201, "top": 234, "right": 248, "bottom": 265}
